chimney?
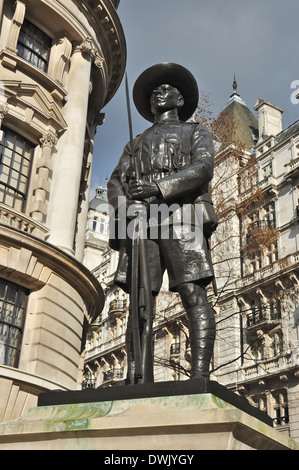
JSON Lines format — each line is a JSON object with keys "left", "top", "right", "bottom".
{"left": 254, "top": 99, "right": 284, "bottom": 144}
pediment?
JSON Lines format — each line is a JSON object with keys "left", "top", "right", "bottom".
{"left": 3, "top": 80, "right": 67, "bottom": 131}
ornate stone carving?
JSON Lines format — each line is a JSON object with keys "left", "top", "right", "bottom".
{"left": 6, "top": 0, "right": 26, "bottom": 53}
{"left": 256, "top": 288, "right": 269, "bottom": 305}
{"left": 80, "top": 37, "right": 94, "bottom": 56}
{"left": 80, "top": 37, "right": 105, "bottom": 69}
{"left": 279, "top": 374, "right": 288, "bottom": 382}
{"left": 40, "top": 132, "right": 58, "bottom": 149}
{"left": 289, "top": 272, "right": 299, "bottom": 285}
{"left": 52, "top": 36, "right": 72, "bottom": 87}
{"left": 0, "top": 103, "right": 9, "bottom": 126}
{"left": 94, "top": 54, "right": 105, "bottom": 69}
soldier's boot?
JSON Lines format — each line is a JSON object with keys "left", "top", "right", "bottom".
{"left": 187, "top": 304, "right": 216, "bottom": 379}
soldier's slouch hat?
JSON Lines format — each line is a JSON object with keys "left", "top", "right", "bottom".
{"left": 133, "top": 62, "right": 199, "bottom": 122}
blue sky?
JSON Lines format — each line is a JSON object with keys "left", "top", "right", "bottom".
{"left": 90, "top": 0, "right": 299, "bottom": 197}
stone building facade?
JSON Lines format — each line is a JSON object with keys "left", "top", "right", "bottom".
{"left": 211, "top": 90, "right": 299, "bottom": 440}
{"left": 0, "top": 0, "right": 125, "bottom": 423}
{"left": 83, "top": 86, "right": 299, "bottom": 440}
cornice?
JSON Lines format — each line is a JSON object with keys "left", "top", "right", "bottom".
{"left": 73, "top": 0, "right": 126, "bottom": 105}
{"left": 45, "top": 0, "right": 126, "bottom": 105}
{"left": 7, "top": 0, "right": 126, "bottom": 110}
{"left": 0, "top": 223, "right": 104, "bottom": 322}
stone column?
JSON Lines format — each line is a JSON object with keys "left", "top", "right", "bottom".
{"left": 74, "top": 146, "right": 93, "bottom": 262}
{"left": 47, "top": 38, "right": 103, "bottom": 255}
{"left": 75, "top": 113, "right": 105, "bottom": 262}
{"left": 30, "top": 132, "right": 57, "bottom": 223}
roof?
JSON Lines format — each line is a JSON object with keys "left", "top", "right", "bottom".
{"left": 275, "top": 119, "right": 299, "bottom": 146}
{"left": 89, "top": 186, "right": 109, "bottom": 214}
{"left": 216, "top": 79, "right": 258, "bottom": 151}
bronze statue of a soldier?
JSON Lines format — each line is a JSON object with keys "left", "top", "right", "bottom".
{"left": 107, "top": 63, "right": 217, "bottom": 385}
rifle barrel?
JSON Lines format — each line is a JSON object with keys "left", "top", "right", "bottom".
{"left": 125, "top": 73, "right": 140, "bottom": 179}
{"left": 125, "top": 73, "right": 153, "bottom": 383}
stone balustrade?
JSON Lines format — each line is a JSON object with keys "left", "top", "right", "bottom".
{"left": 0, "top": 204, "right": 49, "bottom": 239}
{"left": 240, "top": 354, "right": 291, "bottom": 381}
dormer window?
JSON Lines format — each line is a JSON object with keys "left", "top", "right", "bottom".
{"left": 17, "top": 19, "right": 51, "bottom": 72}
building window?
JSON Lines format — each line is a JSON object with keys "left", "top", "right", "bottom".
{"left": 17, "top": 19, "right": 52, "bottom": 72}
{"left": 251, "top": 335, "right": 265, "bottom": 361}
{"left": 266, "top": 243, "right": 278, "bottom": 265}
{"left": 0, "top": 127, "right": 34, "bottom": 211}
{"left": 273, "top": 391, "right": 289, "bottom": 427}
{"left": 249, "top": 327, "right": 283, "bottom": 362}
{"left": 99, "top": 219, "right": 105, "bottom": 234}
{"left": 249, "top": 251, "right": 262, "bottom": 273}
{"left": 0, "top": 279, "right": 28, "bottom": 368}
{"left": 247, "top": 299, "right": 263, "bottom": 327}
{"left": 92, "top": 217, "right": 106, "bottom": 234}
{"left": 170, "top": 342, "right": 180, "bottom": 355}
{"left": 252, "top": 394, "right": 267, "bottom": 414}
{"left": 264, "top": 202, "right": 276, "bottom": 228}
{"left": 262, "top": 161, "right": 273, "bottom": 179}
{"left": 269, "top": 332, "right": 283, "bottom": 357}
{"left": 269, "top": 299, "right": 281, "bottom": 320}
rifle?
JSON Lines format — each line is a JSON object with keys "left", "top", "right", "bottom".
{"left": 125, "top": 74, "right": 154, "bottom": 383}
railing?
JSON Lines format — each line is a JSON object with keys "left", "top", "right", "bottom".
{"left": 246, "top": 305, "right": 281, "bottom": 327}
{"left": 108, "top": 299, "right": 128, "bottom": 316}
{"left": 239, "top": 250, "right": 299, "bottom": 287}
{"left": 103, "top": 367, "right": 124, "bottom": 382}
{"left": 88, "top": 315, "right": 102, "bottom": 332}
{"left": 273, "top": 413, "right": 289, "bottom": 426}
{"left": 240, "top": 354, "right": 291, "bottom": 380}
{"left": 82, "top": 377, "right": 96, "bottom": 389}
{"left": 285, "top": 157, "right": 299, "bottom": 179}
{"left": 257, "top": 175, "right": 278, "bottom": 191}
{"left": 0, "top": 204, "right": 49, "bottom": 240}
{"left": 246, "top": 219, "right": 275, "bottom": 239}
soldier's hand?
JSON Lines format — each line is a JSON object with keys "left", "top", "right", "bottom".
{"left": 129, "top": 179, "right": 159, "bottom": 200}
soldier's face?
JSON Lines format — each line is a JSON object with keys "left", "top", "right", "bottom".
{"left": 150, "top": 84, "right": 184, "bottom": 115}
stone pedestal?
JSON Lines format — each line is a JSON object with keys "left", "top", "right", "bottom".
{"left": 0, "top": 380, "right": 297, "bottom": 450}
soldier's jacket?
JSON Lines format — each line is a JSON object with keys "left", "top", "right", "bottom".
{"left": 107, "top": 120, "right": 217, "bottom": 250}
